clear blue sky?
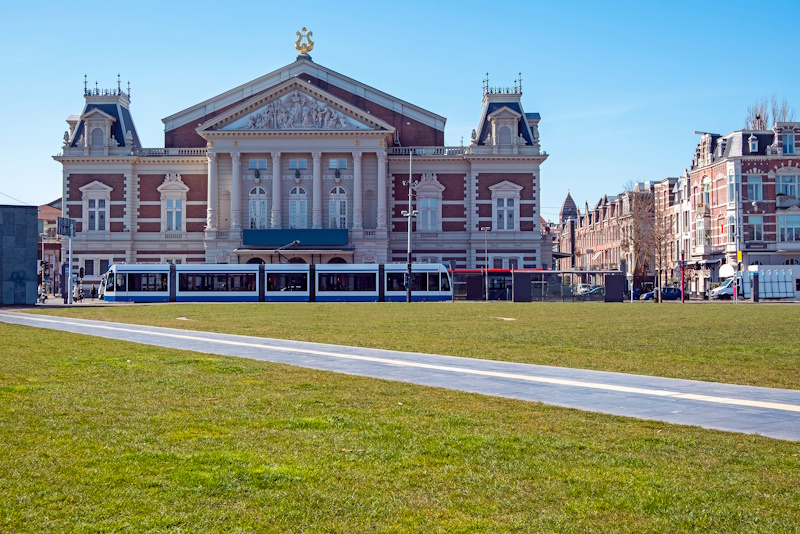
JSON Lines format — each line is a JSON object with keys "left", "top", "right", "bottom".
{"left": 1, "top": 0, "right": 798, "bottom": 223}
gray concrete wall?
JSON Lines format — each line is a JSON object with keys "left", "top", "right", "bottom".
{"left": 1, "top": 205, "right": 38, "bottom": 305}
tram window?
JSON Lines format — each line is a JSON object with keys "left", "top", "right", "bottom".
{"left": 179, "top": 273, "right": 255, "bottom": 292}
{"left": 318, "top": 273, "right": 376, "bottom": 292}
{"left": 127, "top": 273, "right": 167, "bottom": 292}
{"left": 267, "top": 273, "right": 308, "bottom": 292}
{"left": 411, "top": 273, "right": 426, "bottom": 291}
{"left": 440, "top": 273, "right": 451, "bottom": 292}
{"left": 115, "top": 273, "right": 127, "bottom": 292}
{"left": 427, "top": 273, "right": 439, "bottom": 291}
{"left": 386, "top": 273, "right": 405, "bottom": 292}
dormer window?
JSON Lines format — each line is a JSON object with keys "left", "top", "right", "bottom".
{"left": 749, "top": 134, "right": 758, "bottom": 153}
{"left": 783, "top": 132, "right": 795, "bottom": 154}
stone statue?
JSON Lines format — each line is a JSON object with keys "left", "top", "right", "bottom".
{"left": 484, "top": 134, "right": 493, "bottom": 145}
{"left": 518, "top": 133, "right": 527, "bottom": 145}
{"left": 471, "top": 129, "right": 477, "bottom": 141}
{"left": 110, "top": 134, "right": 119, "bottom": 147}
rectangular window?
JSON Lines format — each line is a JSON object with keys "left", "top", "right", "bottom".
{"left": 728, "top": 176, "right": 736, "bottom": 203}
{"left": 166, "top": 199, "right": 183, "bottom": 231}
{"left": 178, "top": 273, "right": 257, "bottom": 292}
{"left": 127, "top": 273, "right": 168, "bottom": 292}
{"left": 328, "top": 159, "right": 347, "bottom": 169}
{"left": 99, "top": 260, "right": 109, "bottom": 274}
{"left": 266, "top": 273, "right": 308, "bottom": 292}
{"left": 88, "top": 199, "right": 96, "bottom": 231}
{"left": 782, "top": 133, "right": 795, "bottom": 154}
{"left": 289, "top": 159, "right": 307, "bottom": 170}
{"left": 317, "top": 273, "right": 377, "bottom": 292}
{"left": 703, "top": 184, "right": 710, "bottom": 206}
{"left": 745, "top": 177, "right": 762, "bottom": 201}
{"left": 748, "top": 215, "right": 763, "bottom": 241}
{"left": 249, "top": 159, "right": 268, "bottom": 170}
{"left": 728, "top": 216, "right": 735, "bottom": 243}
{"left": 496, "top": 198, "right": 515, "bottom": 230}
{"left": 418, "top": 198, "right": 438, "bottom": 231}
{"left": 84, "top": 259, "right": 95, "bottom": 276}
{"left": 778, "top": 175, "right": 798, "bottom": 198}
{"left": 778, "top": 214, "right": 800, "bottom": 242}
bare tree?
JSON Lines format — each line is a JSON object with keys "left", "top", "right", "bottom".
{"left": 621, "top": 181, "right": 654, "bottom": 295}
{"left": 746, "top": 95, "right": 795, "bottom": 129}
{"left": 647, "top": 189, "right": 676, "bottom": 301}
{"left": 745, "top": 98, "right": 770, "bottom": 130}
{"left": 771, "top": 95, "right": 796, "bottom": 124}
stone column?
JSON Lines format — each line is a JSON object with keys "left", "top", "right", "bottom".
{"left": 312, "top": 152, "right": 322, "bottom": 229}
{"left": 206, "top": 152, "right": 218, "bottom": 229}
{"left": 231, "top": 152, "right": 241, "bottom": 230}
{"left": 352, "top": 152, "right": 363, "bottom": 229}
{"left": 271, "top": 151, "right": 281, "bottom": 229}
{"left": 377, "top": 151, "right": 387, "bottom": 229}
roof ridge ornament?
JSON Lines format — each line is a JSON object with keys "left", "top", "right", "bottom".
{"left": 295, "top": 27, "right": 314, "bottom": 55}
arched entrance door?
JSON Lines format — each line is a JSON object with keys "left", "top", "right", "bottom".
{"left": 246, "top": 257, "right": 265, "bottom": 264}
{"left": 327, "top": 257, "right": 347, "bottom": 264}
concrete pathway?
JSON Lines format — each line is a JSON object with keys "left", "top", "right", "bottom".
{"left": 2, "top": 310, "right": 799, "bottom": 442}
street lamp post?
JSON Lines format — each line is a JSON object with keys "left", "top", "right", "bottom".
{"left": 401, "top": 150, "right": 418, "bottom": 303}
{"left": 480, "top": 226, "right": 490, "bottom": 300}
{"left": 40, "top": 233, "right": 46, "bottom": 299}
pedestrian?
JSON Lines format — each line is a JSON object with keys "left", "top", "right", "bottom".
{"left": 73, "top": 284, "right": 80, "bottom": 303}
{"left": 91, "top": 285, "right": 97, "bottom": 300}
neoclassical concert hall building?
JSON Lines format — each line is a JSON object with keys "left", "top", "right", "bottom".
{"left": 55, "top": 31, "right": 547, "bottom": 280}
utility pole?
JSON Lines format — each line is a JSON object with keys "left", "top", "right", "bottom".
{"left": 401, "top": 150, "right": 418, "bottom": 303}
{"left": 480, "top": 226, "right": 490, "bottom": 300}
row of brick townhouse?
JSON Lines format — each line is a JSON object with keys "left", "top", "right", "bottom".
{"left": 556, "top": 121, "right": 800, "bottom": 297}
{"left": 54, "top": 35, "right": 548, "bottom": 285}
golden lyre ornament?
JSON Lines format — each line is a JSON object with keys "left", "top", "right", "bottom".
{"left": 295, "top": 27, "right": 314, "bottom": 54}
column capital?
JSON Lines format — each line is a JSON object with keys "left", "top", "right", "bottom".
{"left": 208, "top": 151, "right": 217, "bottom": 162}
{"left": 352, "top": 151, "right": 362, "bottom": 163}
{"left": 312, "top": 151, "right": 322, "bottom": 161}
{"left": 231, "top": 151, "right": 241, "bottom": 164}
{"left": 377, "top": 150, "right": 387, "bottom": 163}
{"left": 271, "top": 151, "right": 281, "bottom": 159}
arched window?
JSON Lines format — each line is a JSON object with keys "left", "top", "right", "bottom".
{"left": 329, "top": 186, "right": 347, "bottom": 229}
{"left": 90, "top": 127, "right": 104, "bottom": 147}
{"left": 785, "top": 258, "right": 800, "bottom": 265}
{"left": 249, "top": 187, "right": 268, "bottom": 229}
{"left": 289, "top": 186, "right": 308, "bottom": 229}
{"left": 327, "top": 257, "right": 347, "bottom": 264}
{"left": 498, "top": 125, "right": 512, "bottom": 145}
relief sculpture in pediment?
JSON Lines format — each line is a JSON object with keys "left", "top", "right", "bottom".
{"left": 241, "top": 89, "right": 363, "bottom": 131}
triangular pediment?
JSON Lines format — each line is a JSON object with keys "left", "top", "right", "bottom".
{"left": 81, "top": 108, "right": 116, "bottom": 122}
{"left": 488, "top": 106, "right": 522, "bottom": 121}
{"left": 198, "top": 79, "right": 395, "bottom": 134}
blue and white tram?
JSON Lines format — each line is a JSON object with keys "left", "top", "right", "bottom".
{"left": 101, "top": 262, "right": 452, "bottom": 303}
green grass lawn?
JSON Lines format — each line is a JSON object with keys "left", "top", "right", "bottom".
{"left": 30, "top": 301, "right": 800, "bottom": 390}
{"left": 1, "top": 323, "right": 798, "bottom": 532}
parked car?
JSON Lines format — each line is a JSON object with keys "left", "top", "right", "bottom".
{"left": 640, "top": 287, "right": 681, "bottom": 301}
{"left": 575, "top": 283, "right": 592, "bottom": 295}
{"left": 577, "top": 285, "right": 605, "bottom": 300}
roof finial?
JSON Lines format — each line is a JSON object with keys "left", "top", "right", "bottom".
{"left": 84, "top": 74, "right": 87, "bottom": 95}
{"left": 117, "top": 73, "right": 121, "bottom": 93}
{"left": 518, "top": 71, "right": 522, "bottom": 93}
{"left": 127, "top": 80, "right": 131, "bottom": 99}
{"left": 295, "top": 27, "right": 314, "bottom": 55}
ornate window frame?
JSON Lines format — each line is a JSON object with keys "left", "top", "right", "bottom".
{"left": 79, "top": 181, "right": 112, "bottom": 233}
{"left": 157, "top": 174, "right": 189, "bottom": 233}
{"left": 489, "top": 180, "right": 522, "bottom": 231}
{"left": 414, "top": 173, "right": 445, "bottom": 232}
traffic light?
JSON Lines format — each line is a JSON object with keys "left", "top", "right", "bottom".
{"left": 79, "top": 267, "right": 84, "bottom": 278}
